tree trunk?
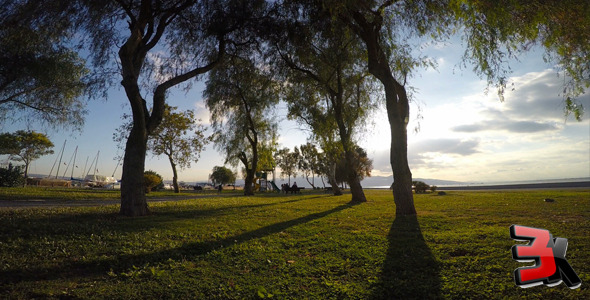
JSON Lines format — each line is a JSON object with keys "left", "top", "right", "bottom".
{"left": 390, "top": 117, "right": 416, "bottom": 215}
{"left": 383, "top": 81, "right": 416, "bottom": 215}
{"left": 23, "top": 162, "right": 29, "bottom": 187}
{"left": 240, "top": 145, "right": 258, "bottom": 196}
{"left": 346, "top": 164, "right": 367, "bottom": 203}
{"left": 342, "top": 142, "right": 366, "bottom": 203}
{"left": 327, "top": 162, "right": 343, "bottom": 196}
{"left": 244, "top": 168, "right": 255, "bottom": 196}
{"left": 331, "top": 67, "right": 367, "bottom": 203}
{"left": 351, "top": 12, "right": 416, "bottom": 215}
{"left": 305, "top": 174, "right": 315, "bottom": 189}
{"left": 120, "top": 124, "right": 149, "bottom": 216}
{"left": 169, "top": 157, "right": 179, "bottom": 193}
{"left": 336, "top": 116, "right": 366, "bottom": 202}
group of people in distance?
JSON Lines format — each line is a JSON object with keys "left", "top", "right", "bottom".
{"left": 281, "top": 182, "right": 300, "bottom": 194}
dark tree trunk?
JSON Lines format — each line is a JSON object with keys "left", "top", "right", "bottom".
{"left": 389, "top": 113, "right": 416, "bottom": 216}
{"left": 345, "top": 153, "right": 367, "bottom": 203}
{"left": 23, "top": 162, "right": 29, "bottom": 187}
{"left": 244, "top": 168, "right": 255, "bottom": 196}
{"left": 250, "top": 147, "right": 258, "bottom": 195}
{"left": 169, "top": 157, "right": 179, "bottom": 193}
{"left": 351, "top": 11, "right": 416, "bottom": 215}
{"left": 120, "top": 124, "right": 149, "bottom": 216}
{"left": 240, "top": 146, "right": 258, "bottom": 196}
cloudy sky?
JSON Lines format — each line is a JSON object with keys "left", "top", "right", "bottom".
{"left": 2, "top": 40, "right": 589, "bottom": 185}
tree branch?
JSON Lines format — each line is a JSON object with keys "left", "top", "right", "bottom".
{"left": 148, "top": 35, "right": 226, "bottom": 133}
{"left": 276, "top": 46, "right": 338, "bottom": 96}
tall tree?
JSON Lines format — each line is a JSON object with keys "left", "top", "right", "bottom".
{"left": 0, "top": 1, "right": 89, "bottom": 130}
{"left": 332, "top": 1, "right": 440, "bottom": 214}
{"left": 276, "top": 147, "right": 299, "bottom": 186}
{"left": 0, "top": 130, "right": 54, "bottom": 180}
{"left": 68, "top": 0, "right": 266, "bottom": 216}
{"left": 149, "top": 105, "right": 209, "bottom": 193}
{"left": 321, "top": 0, "right": 588, "bottom": 215}
{"left": 204, "top": 56, "right": 279, "bottom": 196}
{"left": 273, "top": 4, "right": 377, "bottom": 203}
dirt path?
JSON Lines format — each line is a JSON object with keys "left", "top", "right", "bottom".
{"left": 0, "top": 194, "right": 228, "bottom": 209}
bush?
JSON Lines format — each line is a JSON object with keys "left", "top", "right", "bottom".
{"left": 412, "top": 181, "right": 430, "bottom": 194}
{"left": 430, "top": 185, "right": 438, "bottom": 193}
{"left": 0, "top": 165, "right": 25, "bottom": 187}
{"left": 144, "top": 170, "right": 163, "bottom": 193}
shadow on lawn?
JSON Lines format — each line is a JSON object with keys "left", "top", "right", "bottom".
{"left": 0, "top": 196, "right": 313, "bottom": 238}
{"left": 371, "top": 215, "right": 441, "bottom": 299}
{"left": 0, "top": 202, "right": 358, "bottom": 285}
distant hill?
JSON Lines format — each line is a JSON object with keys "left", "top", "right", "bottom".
{"left": 361, "top": 175, "right": 464, "bottom": 188}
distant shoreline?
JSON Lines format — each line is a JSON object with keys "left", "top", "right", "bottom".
{"left": 364, "top": 181, "right": 590, "bottom": 190}
{"left": 436, "top": 181, "right": 590, "bottom": 191}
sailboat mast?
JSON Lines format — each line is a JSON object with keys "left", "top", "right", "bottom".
{"left": 112, "top": 155, "right": 122, "bottom": 177}
{"left": 48, "top": 140, "right": 66, "bottom": 178}
{"left": 94, "top": 151, "right": 100, "bottom": 176}
{"left": 54, "top": 140, "right": 67, "bottom": 179}
{"left": 62, "top": 145, "right": 78, "bottom": 178}
{"left": 81, "top": 156, "right": 89, "bottom": 178}
{"left": 85, "top": 152, "right": 98, "bottom": 177}
{"left": 70, "top": 146, "right": 78, "bottom": 179}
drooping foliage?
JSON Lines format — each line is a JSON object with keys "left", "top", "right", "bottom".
{"left": 0, "top": 1, "right": 90, "bottom": 130}
{"left": 204, "top": 56, "right": 279, "bottom": 195}
{"left": 272, "top": 1, "right": 379, "bottom": 202}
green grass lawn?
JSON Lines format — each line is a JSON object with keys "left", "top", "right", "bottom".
{"left": 0, "top": 189, "right": 588, "bottom": 299}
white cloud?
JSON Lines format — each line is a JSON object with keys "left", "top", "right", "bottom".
{"left": 194, "top": 100, "right": 211, "bottom": 125}
{"left": 364, "top": 68, "right": 589, "bottom": 182}
{"left": 451, "top": 69, "right": 590, "bottom": 134}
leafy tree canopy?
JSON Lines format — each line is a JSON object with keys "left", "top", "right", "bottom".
{"left": 0, "top": 130, "right": 54, "bottom": 178}
{"left": 204, "top": 55, "right": 279, "bottom": 195}
{"left": 0, "top": 1, "right": 90, "bottom": 129}
{"left": 210, "top": 166, "right": 237, "bottom": 186}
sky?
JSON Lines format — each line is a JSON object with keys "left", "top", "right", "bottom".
{"left": 2, "top": 39, "right": 589, "bottom": 185}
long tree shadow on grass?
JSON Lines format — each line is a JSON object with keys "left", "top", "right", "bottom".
{"left": 0, "top": 202, "right": 359, "bottom": 285}
{"left": 371, "top": 215, "right": 441, "bottom": 299}
{"left": 0, "top": 196, "right": 313, "bottom": 239}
